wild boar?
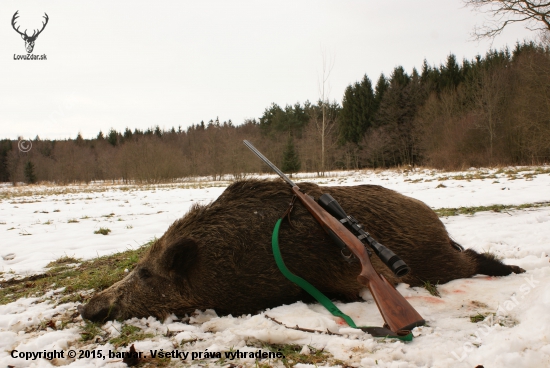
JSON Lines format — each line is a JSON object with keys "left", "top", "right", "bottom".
{"left": 78, "top": 179, "right": 524, "bottom": 322}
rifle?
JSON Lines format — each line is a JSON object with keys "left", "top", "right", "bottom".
{"left": 243, "top": 140, "right": 425, "bottom": 333}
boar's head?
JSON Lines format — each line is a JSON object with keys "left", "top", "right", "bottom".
{"left": 78, "top": 237, "right": 202, "bottom": 322}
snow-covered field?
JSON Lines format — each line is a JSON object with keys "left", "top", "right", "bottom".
{"left": 1, "top": 166, "right": 549, "bottom": 367}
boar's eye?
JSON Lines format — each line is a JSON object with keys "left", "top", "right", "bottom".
{"left": 138, "top": 268, "right": 152, "bottom": 279}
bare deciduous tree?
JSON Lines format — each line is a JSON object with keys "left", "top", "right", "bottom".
{"left": 464, "top": 0, "right": 550, "bottom": 39}
{"left": 314, "top": 50, "right": 338, "bottom": 174}
{"left": 473, "top": 69, "right": 507, "bottom": 162}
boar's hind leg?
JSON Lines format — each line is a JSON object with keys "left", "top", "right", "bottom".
{"left": 465, "top": 249, "right": 526, "bottom": 276}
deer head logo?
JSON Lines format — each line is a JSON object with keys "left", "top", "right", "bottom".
{"left": 12, "top": 11, "right": 49, "bottom": 54}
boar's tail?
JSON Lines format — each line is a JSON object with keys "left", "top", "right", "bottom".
{"left": 464, "top": 248, "right": 526, "bottom": 276}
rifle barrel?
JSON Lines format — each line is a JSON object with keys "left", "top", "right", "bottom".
{"left": 243, "top": 140, "right": 297, "bottom": 188}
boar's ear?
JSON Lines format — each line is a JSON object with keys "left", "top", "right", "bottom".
{"left": 161, "top": 238, "right": 198, "bottom": 275}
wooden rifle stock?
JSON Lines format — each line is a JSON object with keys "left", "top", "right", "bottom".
{"left": 290, "top": 186, "right": 425, "bottom": 332}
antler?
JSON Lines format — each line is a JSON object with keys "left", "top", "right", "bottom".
{"left": 31, "top": 13, "right": 49, "bottom": 39}
{"left": 11, "top": 10, "right": 26, "bottom": 37}
{"left": 11, "top": 11, "right": 49, "bottom": 40}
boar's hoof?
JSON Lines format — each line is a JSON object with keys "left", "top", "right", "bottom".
{"left": 508, "top": 265, "right": 526, "bottom": 274}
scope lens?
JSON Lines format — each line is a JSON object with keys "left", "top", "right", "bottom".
{"left": 392, "top": 260, "right": 410, "bottom": 277}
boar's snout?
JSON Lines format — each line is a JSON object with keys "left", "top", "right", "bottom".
{"left": 78, "top": 297, "right": 120, "bottom": 322}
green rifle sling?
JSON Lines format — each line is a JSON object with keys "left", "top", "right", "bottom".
{"left": 271, "top": 218, "right": 413, "bottom": 341}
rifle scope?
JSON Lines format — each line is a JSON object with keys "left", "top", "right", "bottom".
{"left": 318, "top": 193, "right": 410, "bottom": 277}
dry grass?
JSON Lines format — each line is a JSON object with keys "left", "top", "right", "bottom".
{"left": 434, "top": 202, "right": 550, "bottom": 217}
{"left": 0, "top": 240, "right": 154, "bottom": 305}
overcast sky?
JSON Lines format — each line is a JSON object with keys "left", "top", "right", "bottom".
{"left": 1, "top": 0, "right": 534, "bottom": 140}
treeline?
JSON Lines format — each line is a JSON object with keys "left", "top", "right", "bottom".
{"left": 338, "top": 42, "right": 550, "bottom": 168}
{"left": 2, "top": 42, "right": 550, "bottom": 184}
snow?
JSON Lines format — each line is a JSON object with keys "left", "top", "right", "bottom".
{"left": 1, "top": 166, "right": 549, "bottom": 367}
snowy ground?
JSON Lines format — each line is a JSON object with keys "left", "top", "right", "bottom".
{"left": 0, "top": 166, "right": 549, "bottom": 367}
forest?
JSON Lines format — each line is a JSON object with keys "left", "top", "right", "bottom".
{"left": 2, "top": 42, "right": 550, "bottom": 184}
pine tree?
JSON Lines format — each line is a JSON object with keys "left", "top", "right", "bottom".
{"left": 374, "top": 73, "right": 389, "bottom": 112}
{"left": 154, "top": 125, "right": 163, "bottom": 137}
{"left": 440, "top": 54, "right": 462, "bottom": 90}
{"left": 24, "top": 161, "right": 37, "bottom": 184}
{"left": 282, "top": 136, "right": 300, "bottom": 173}
{"left": 259, "top": 103, "right": 284, "bottom": 136}
{"left": 390, "top": 66, "right": 410, "bottom": 87}
{"left": 107, "top": 128, "right": 118, "bottom": 146}
{"left": 0, "top": 140, "right": 12, "bottom": 182}
{"left": 75, "top": 132, "right": 84, "bottom": 145}
{"left": 339, "top": 75, "right": 376, "bottom": 144}
{"left": 124, "top": 127, "right": 133, "bottom": 140}
{"left": 259, "top": 102, "right": 309, "bottom": 138}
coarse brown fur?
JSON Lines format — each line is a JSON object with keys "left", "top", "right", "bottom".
{"left": 78, "top": 179, "right": 524, "bottom": 322}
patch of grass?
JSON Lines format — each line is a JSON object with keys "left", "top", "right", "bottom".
{"left": 435, "top": 208, "right": 459, "bottom": 217}
{"left": 179, "top": 338, "right": 200, "bottom": 347}
{"left": 422, "top": 280, "right": 441, "bottom": 297}
{"left": 135, "top": 354, "right": 171, "bottom": 367}
{"left": 470, "top": 312, "right": 496, "bottom": 324}
{"left": 470, "top": 300, "right": 489, "bottom": 308}
{"left": 0, "top": 181, "right": 229, "bottom": 201}
{"left": 262, "top": 343, "right": 333, "bottom": 368}
{"left": 59, "top": 293, "right": 87, "bottom": 304}
{"left": 470, "top": 313, "right": 488, "bottom": 323}
{"left": 10, "top": 199, "right": 41, "bottom": 204}
{"left": 94, "top": 227, "right": 111, "bottom": 235}
{"left": 436, "top": 183, "right": 446, "bottom": 188}
{"left": 438, "top": 173, "right": 497, "bottom": 181}
{"left": 0, "top": 240, "right": 155, "bottom": 305}
{"left": 80, "top": 321, "right": 102, "bottom": 341}
{"left": 46, "top": 256, "right": 81, "bottom": 267}
{"left": 434, "top": 202, "right": 550, "bottom": 217}
{"left": 110, "top": 324, "right": 155, "bottom": 348}
{"left": 68, "top": 218, "right": 79, "bottom": 223}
